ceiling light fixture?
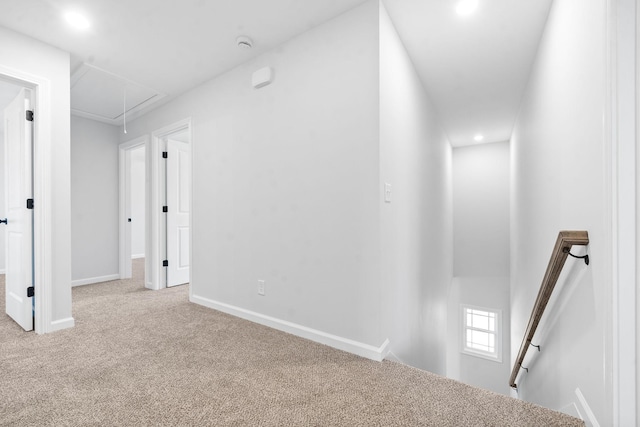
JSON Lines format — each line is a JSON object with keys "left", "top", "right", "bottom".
{"left": 64, "top": 11, "right": 91, "bottom": 30}
{"left": 236, "top": 36, "right": 253, "bottom": 50}
{"left": 474, "top": 134, "right": 484, "bottom": 142}
{"left": 456, "top": 0, "right": 479, "bottom": 16}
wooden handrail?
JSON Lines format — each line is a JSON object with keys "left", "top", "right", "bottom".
{"left": 509, "top": 230, "right": 589, "bottom": 389}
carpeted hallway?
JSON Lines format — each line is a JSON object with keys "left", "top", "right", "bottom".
{"left": 0, "top": 260, "right": 583, "bottom": 426}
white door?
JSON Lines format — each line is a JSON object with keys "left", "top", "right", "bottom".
{"left": 4, "top": 88, "right": 33, "bottom": 331}
{"left": 166, "top": 137, "right": 190, "bottom": 287}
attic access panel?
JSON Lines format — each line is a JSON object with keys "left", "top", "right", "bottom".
{"left": 71, "top": 63, "right": 165, "bottom": 124}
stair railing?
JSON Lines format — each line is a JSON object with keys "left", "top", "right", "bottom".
{"left": 509, "top": 230, "right": 590, "bottom": 389}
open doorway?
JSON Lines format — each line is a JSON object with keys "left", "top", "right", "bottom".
{"left": 0, "top": 55, "right": 73, "bottom": 335}
{"left": 120, "top": 119, "right": 191, "bottom": 291}
{"left": 148, "top": 119, "right": 191, "bottom": 290}
{"left": 119, "top": 136, "right": 148, "bottom": 284}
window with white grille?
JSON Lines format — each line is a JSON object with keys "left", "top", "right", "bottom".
{"left": 461, "top": 305, "right": 502, "bottom": 362}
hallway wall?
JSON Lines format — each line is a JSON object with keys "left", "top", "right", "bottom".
{"left": 448, "top": 141, "right": 510, "bottom": 395}
{"left": 122, "top": 1, "right": 387, "bottom": 353}
{"left": 0, "top": 133, "right": 4, "bottom": 274}
{"left": 70, "top": 116, "right": 120, "bottom": 286}
{"left": 510, "top": 0, "right": 609, "bottom": 423}
{"left": 379, "top": 2, "right": 452, "bottom": 374}
{"left": 453, "top": 142, "right": 510, "bottom": 277}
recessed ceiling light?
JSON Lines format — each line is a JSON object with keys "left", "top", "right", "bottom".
{"left": 474, "top": 134, "right": 484, "bottom": 142}
{"left": 64, "top": 11, "right": 90, "bottom": 30}
{"left": 456, "top": 0, "right": 479, "bottom": 16}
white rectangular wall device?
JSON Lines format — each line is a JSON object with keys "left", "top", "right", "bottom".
{"left": 252, "top": 67, "right": 273, "bottom": 89}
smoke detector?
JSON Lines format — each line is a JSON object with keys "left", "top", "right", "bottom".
{"left": 236, "top": 36, "right": 253, "bottom": 50}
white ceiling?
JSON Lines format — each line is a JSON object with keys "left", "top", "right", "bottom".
{"left": 383, "top": 0, "right": 553, "bottom": 146}
{"left": 0, "top": 0, "right": 553, "bottom": 146}
{"left": 70, "top": 63, "right": 165, "bottom": 124}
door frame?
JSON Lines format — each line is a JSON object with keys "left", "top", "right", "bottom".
{"left": 0, "top": 66, "right": 55, "bottom": 334}
{"left": 149, "top": 118, "right": 192, "bottom": 290}
{"left": 118, "top": 135, "right": 148, "bottom": 282}
{"left": 606, "top": 0, "right": 637, "bottom": 424}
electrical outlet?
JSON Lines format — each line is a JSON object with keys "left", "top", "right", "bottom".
{"left": 384, "top": 183, "right": 392, "bottom": 203}
{"left": 258, "top": 280, "right": 265, "bottom": 296}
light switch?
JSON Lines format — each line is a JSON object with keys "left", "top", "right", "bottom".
{"left": 384, "top": 183, "right": 392, "bottom": 203}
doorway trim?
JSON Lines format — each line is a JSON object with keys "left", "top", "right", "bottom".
{"left": 0, "top": 65, "right": 57, "bottom": 334}
{"left": 149, "top": 118, "right": 192, "bottom": 291}
{"left": 606, "top": 0, "right": 637, "bottom": 424}
{"left": 118, "top": 135, "right": 148, "bottom": 283}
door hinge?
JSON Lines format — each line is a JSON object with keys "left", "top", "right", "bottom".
{"left": 162, "top": 151, "right": 168, "bottom": 159}
{"left": 26, "top": 199, "right": 34, "bottom": 209}
{"left": 26, "top": 110, "right": 34, "bottom": 122}
{"left": 163, "top": 260, "right": 169, "bottom": 267}
{"left": 162, "top": 206, "right": 168, "bottom": 213}
{"left": 27, "top": 286, "right": 34, "bottom": 297}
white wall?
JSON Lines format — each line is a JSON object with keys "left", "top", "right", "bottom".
{"left": 130, "top": 146, "right": 145, "bottom": 258}
{"left": 0, "top": 26, "right": 73, "bottom": 329}
{"left": 379, "top": 2, "right": 452, "bottom": 374}
{"left": 122, "top": 1, "right": 386, "bottom": 352}
{"left": 448, "top": 141, "right": 510, "bottom": 395}
{"left": 71, "top": 116, "right": 120, "bottom": 285}
{"left": 510, "top": 0, "right": 609, "bottom": 423}
{"left": 0, "top": 133, "right": 4, "bottom": 273}
{"left": 448, "top": 277, "right": 510, "bottom": 395}
{"left": 453, "top": 142, "right": 510, "bottom": 277}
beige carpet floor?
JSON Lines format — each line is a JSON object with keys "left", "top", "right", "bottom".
{"left": 0, "top": 259, "right": 583, "bottom": 426}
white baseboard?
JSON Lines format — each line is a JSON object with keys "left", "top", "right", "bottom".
{"left": 560, "top": 402, "right": 582, "bottom": 420}
{"left": 72, "top": 274, "right": 120, "bottom": 287}
{"left": 50, "top": 317, "right": 75, "bottom": 332}
{"left": 575, "top": 388, "right": 600, "bottom": 427}
{"left": 385, "top": 351, "right": 404, "bottom": 364}
{"left": 131, "top": 254, "right": 145, "bottom": 259}
{"left": 191, "top": 294, "right": 391, "bottom": 362}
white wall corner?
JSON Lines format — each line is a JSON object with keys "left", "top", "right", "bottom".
{"left": 378, "top": 339, "right": 391, "bottom": 361}
{"left": 191, "top": 294, "right": 390, "bottom": 362}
